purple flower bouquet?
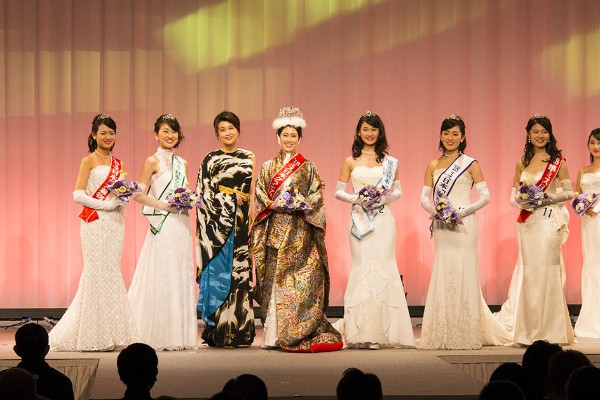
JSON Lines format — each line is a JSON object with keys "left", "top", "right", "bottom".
{"left": 432, "top": 196, "right": 463, "bottom": 225}
{"left": 515, "top": 182, "right": 548, "bottom": 208}
{"left": 167, "top": 187, "right": 203, "bottom": 212}
{"left": 357, "top": 183, "right": 390, "bottom": 209}
{"left": 274, "top": 186, "right": 312, "bottom": 212}
{"left": 571, "top": 192, "right": 598, "bottom": 217}
{"left": 107, "top": 179, "right": 142, "bottom": 202}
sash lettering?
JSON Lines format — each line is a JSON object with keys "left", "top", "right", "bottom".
{"left": 78, "top": 157, "right": 122, "bottom": 223}
{"left": 517, "top": 156, "right": 563, "bottom": 223}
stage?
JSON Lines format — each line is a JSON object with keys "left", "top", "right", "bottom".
{"left": 2, "top": 319, "right": 600, "bottom": 400}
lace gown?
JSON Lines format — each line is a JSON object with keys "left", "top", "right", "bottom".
{"left": 128, "top": 149, "right": 198, "bottom": 350}
{"left": 49, "top": 166, "right": 139, "bottom": 351}
{"left": 339, "top": 166, "right": 415, "bottom": 348}
{"left": 514, "top": 170, "right": 573, "bottom": 345}
{"left": 574, "top": 172, "right": 600, "bottom": 338}
{"left": 418, "top": 169, "right": 512, "bottom": 350}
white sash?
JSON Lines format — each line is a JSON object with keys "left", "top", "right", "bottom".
{"left": 433, "top": 154, "right": 475, "bottom": 202}
{"left": 350, "top": 156, "right": 397, "bottom": 239}
{"left": 142, "top": 153, "right": 187, "bottom": 234}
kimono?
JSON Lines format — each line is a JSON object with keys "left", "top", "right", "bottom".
{"left": 250, "top": 150, "right": 342, "bottom": 352}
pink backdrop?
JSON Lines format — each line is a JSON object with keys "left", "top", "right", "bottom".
{"left": 1, "top": 0, "right": 599, "bottom": 308}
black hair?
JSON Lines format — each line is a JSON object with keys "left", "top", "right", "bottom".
{"left": 213, "top": 111, "right": 241, "bottom": 137}
{"left": 587, "top": 128, "right": 600, "bottom": 163}
{"left": 154, "top": 114, "right": 184, "bottom": 148}
{"left": 117, "top": 343, "right": 158, "bottom": 387}
{"left": 522, "top": 115, "right": 561, "bottom": 167}
{"left": 438, "top": 116, "right": 467, "bottom": 153}
{"left": 87, "top": 113, "right": 117, "bottom": 153}
{"left": 352, "top": 113, "right": 389, "bottom": 163}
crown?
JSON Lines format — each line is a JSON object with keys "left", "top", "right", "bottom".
{"left": 448, "top": 114, "right": 462, "bottom": 121}
{"left": 96, "top": 113, "right": 111, "bottom": 120}
{"left": 530, "top": 113, "right": 546, "bottom": 120}
{"left": 272, "top": 106, "right": 307, "bottom": 130}
{"left": 162, "top": 113, "right": 175, "bottom": 120}
{"left": 363, "top": 111, "right": 377, "bottom": 118}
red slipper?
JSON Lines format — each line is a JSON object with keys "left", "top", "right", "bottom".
{"left": 310, "top": 341, "right": 344, "bottom": 353}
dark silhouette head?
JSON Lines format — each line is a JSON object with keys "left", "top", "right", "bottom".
{"left": 14, "top": 323, "right": 50, "bottom": 359}
{"left": 479, "top": 380, "right": 525, "bottom": 400}
{"left": 222, "top": 374, "right": 268, "bottom": 400}
{"left": 548, "top": 350, "right": 592, "bottom": 400}
{"left": 565, "top": 366, "right": 600, "bottom": 400}
{"left": 337, "top": 367, "right": 382, "bottom": 400}
{"left": 117, "top": 343, "right": 159, "bottom": 389}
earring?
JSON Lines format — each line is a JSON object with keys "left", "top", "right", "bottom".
{"left": 527, "top": 137, "right": 531, "bottom": 143}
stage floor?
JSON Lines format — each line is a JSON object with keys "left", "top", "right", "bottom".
{"left": 2, "top": 319, "right": 600, "bottom": 400}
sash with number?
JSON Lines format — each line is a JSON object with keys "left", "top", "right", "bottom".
{"left": 255, "top": 153, "right": 307, "bottom": 222}
{"left": 142, "top": 153, "right": 187, "bottom": 234}
{"left": 350, "top": 156, "right": 397, "bottom": 239}
{"left": 517, "top": 156, "right": 563, "bottom": 223}
{"left": 78, "top": 157, "right": 122, "bottom": 223}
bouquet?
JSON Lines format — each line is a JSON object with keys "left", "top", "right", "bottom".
{"left": 107, "top": 178, "right": 141, "bottom": 202}
{"left": 515, "top": 181, "right": 549, "bottom": 208}
{"left": 274, "top": 186, "right": 312, "bottom": 212}
{"left": 357, "top": 183, "right": 390, "bottom": 209}
{"left": 571, "top": 192, "right": 598, "bottom": 217}
{"left": 167, "top": 187, "right": 203, "bottom": 212}
{"left": 432, "top": 196, "right": 463, "bottom": 225}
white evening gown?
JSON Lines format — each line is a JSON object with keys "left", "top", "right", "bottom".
{"left": 128, "top": 150, "right": 198, "bottom": 350}
{"left": 418, "top": 169, "right": 512, "bottom": 350}
{"left": 337, "top": 166, "right": 415, "bottom": 348}
{"left": 574, "top": 172, "right": 600, "bottom": 338}
{"left": 514, "top": 170, "right": 573, "bottom": 345}
{"left": 49, "top": 166, "right": 139, "bottom": 351}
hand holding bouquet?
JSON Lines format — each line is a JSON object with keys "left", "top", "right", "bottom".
{"left": 274, "top": 186, "right": 312, "bottom": 212}
{"left": 571, "top": 192, "right": 598, "bottom": 217}
{"left": 432, "top": 196, "right": 463, "bottom": 225}
{"left": 357, "top": 183, "right": 390, "bottom": 209}
{"left": 167, "top": 187, "right": 203, "bottom": 213}
{"left": 107, "top": 178, "right": 142, "bottom": 202}
{"left": 515, "top": 182, "right": 549, "bottom": 209}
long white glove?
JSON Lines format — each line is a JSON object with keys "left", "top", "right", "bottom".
{"left": 420, "top": 186, "right": 434, "bottom": 214}
{"left": 458, "top": 181, "right": 490, "bottom": 217}
{"left": 334, "top": 181, "right": 359, "bottom": 204}
{"left": 379, "top": 180, "right": 403, "bottom": 205}
{"left": 73, "top": 189, "right": 124, "bottom": 211}
{"left": 509, "top": 187, "right": 521, "bottom": 209}
{"left": 541, "top": 179, "right": 575, "bottom": 206}
{"left": 132, "top": 183, "right": 175, "bottom": 212}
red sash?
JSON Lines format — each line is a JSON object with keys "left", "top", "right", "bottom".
{"left": 517, "top": 156, "right": 563, "bottom": 223}
{"left": 78, "top": 157, "right": 122, "bottom": 223}
{"left": 256, "top": 153, "right": 307, "bottom": 222}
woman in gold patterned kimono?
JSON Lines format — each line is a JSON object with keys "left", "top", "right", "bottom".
{"left": 196, "top": 111, "right": 255, "bottom": 348}
{"left": 250, "top": 106, "right": 342, "bottom": 352}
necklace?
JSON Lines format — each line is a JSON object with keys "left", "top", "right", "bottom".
{"left": 362, "top": 150, "right": 376, "bottom": 155}
{"left": 95, "top": 150, "right": 112, "bottom": 158}
{"left": 444, "top": 152, "right": 461, "bottom": 157}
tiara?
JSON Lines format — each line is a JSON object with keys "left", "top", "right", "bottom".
{"left": 272, "top": 106, "right": 307, "bottom": 130}
{"left": 448, "top": 114, "right": 462, "bottom": 121}
{"left": 161, "top": 113, "right": 176, "bottom": 120}
{"left": 530, "top": 113, "right": 546, "bottom": 120}
{"left": 363, "top": 111, "right": 377, "bottom": 118}
{"left": 96, "top": 113, "right": 111, "bottom": 120}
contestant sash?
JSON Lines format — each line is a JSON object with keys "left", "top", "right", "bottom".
{"left": 433, "top": 154, "right": 475, "bottom": 202}
{"left": 78, "top": 157, "right": 122, "bottom": 223}
{"left": 350, "top": 156, "right": 397, "bottom": 239}
{"left": 256, "top": 153, "right": 307, "bottom": 222}
{"left": 517, "top": 156, "right": 563, "bottom": 223}
{"left": 142, "top": 153, "right": 186, "bottom": 234}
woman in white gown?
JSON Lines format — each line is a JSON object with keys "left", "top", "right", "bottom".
{"left": 511, "top": 114, "right": 574, "bottom": 345}
{"left": 128, "top": 114, "right": 197, "bottom": 350}
{"left": 419, "top": 115, "right": 511, "bottom": 350}
{"left": 574, "top": 128, "right": 600, "bottom": 338}
{"left": 334, "top": 111, "right": 415, "bottom": 349}
{"left": 49, "top": 114, "right": 139, "bottom": 351}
